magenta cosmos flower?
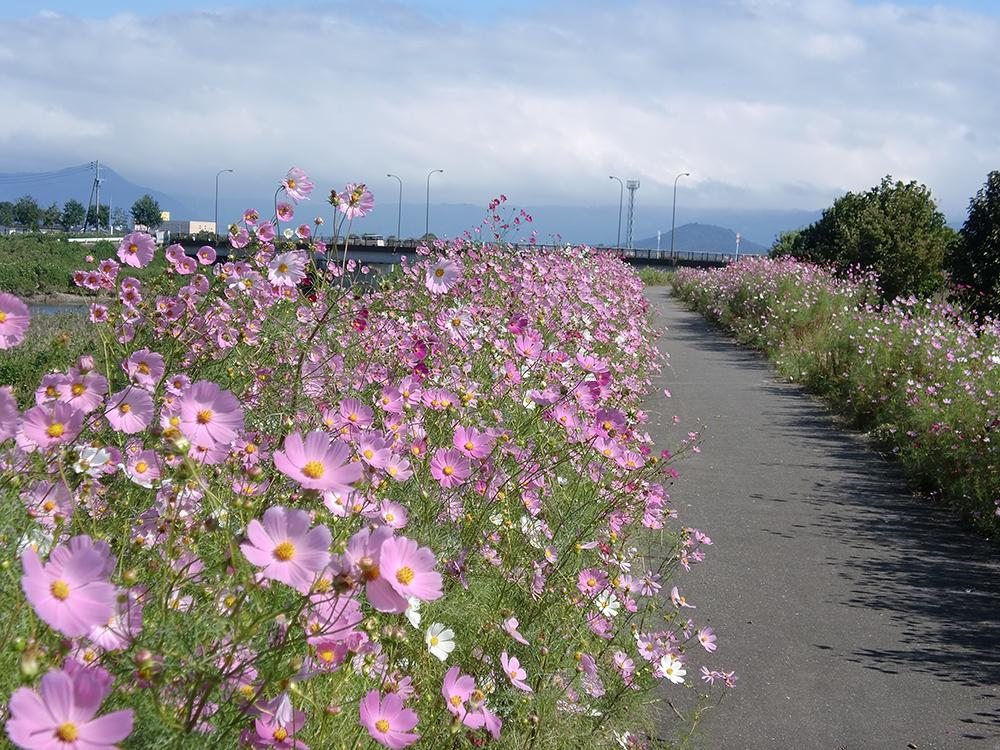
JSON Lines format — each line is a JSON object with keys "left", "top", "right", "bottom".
{"left": 20, "top": 402, "right": 84, "bottom": 450}
{"left": 105, "top": 388, "right": 154, "bottom": 434}
{"left": 441, "top": 666, "right": 475, "bottom": 720}
{"left": 425, "top": 259, "right": 461, "bottom": 295}
{"left": 453, "top": 425, "right": 495, "bottom": 459}
{"left": 241, "top": 506, "right": 331, "bottom": 593}
{"left": 21, "top": 535, "right": 116, "bottom": 637}
{"left": 429, "top": 447, "right": 471, "bottom": 488}
{"left": 116, "top": 231, "right": 156, "bottom": 268}
{"left": 500, "top": 651, "right": 533, "bottom": 692}
{"left": 283, "top": 167, "right": 314, "bottom": 202}
{"left": 6, "top": 661, "right": 133, "bottom": 750}
{"left": 0, "top": 292, "right": 30, "bottom": 349}
{"left": 338, "top": 183, "right": 374, "bottom": 219}
{"left": 359, "top": 690, "right": 419, "bottom": 749}
{"left": 378, "top": 535, "right": 443, "bottom": 604}
{"left": 179, "top": 380, "right": 244, "bottom": 447}
{"left": 273, "top": 431, "right": 362, "bottom": 492}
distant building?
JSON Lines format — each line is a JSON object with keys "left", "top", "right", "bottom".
{"left": 161, "top": 220, "right": 216, "bottom": 235}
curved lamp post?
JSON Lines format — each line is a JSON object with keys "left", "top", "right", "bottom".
{"left": 425, "top": 169, "right": 443, "bottom": 239}
{"left": 215, "top": 168, "right": 233, "bottom": 242}
{"left": 670, "top": 171, "right": 690, "bottom": 261}
{"left": 609, "top": 175, "right": 624, "bottom": 249}
{"left": 387, "top": 173, "right": 402, "bottom": 245}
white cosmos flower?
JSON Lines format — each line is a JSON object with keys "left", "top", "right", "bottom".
{"left": 595, "top": 589, "right": 620, "bottom": 618}
{"left": 658, "top": 655, "right": 686, "bottom": 685}
{"left": 425, "top": 622, "right": 456, "bottom": 662}
{"left": 405, "top": 597, "right": 422, "bottom": 629}
{"left": 73, "top": 446, "right": 111, "bottom": 476}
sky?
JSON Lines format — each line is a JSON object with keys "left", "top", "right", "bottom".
{"left": 1, "top": 0, "right": 998, "bottom": 230}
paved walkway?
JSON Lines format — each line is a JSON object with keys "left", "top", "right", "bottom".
{"left": 646, "top": 289, "right": 1000, "bottom": 750}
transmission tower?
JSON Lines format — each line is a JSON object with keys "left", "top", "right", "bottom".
{"left": 625, "top": 180, "right": 640, "bottom": 250}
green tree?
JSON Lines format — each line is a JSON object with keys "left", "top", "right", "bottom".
{"left": 769, "top": 229, "right": 802, "bottom": 258}
{"left": 60, "top": 199, "right": 86, "bottom": 230}
{"left": 0, "top": 201, "right": 13, "bottom": 227}
{"left": 792, "top": 176, "right": 953, "bottom": 299}
{"left": 131, "top": 194, "right": 163, "bottom": 230}
{"left": 13, "top": 195, "right": 41, "bottom": 229}
{"left": 86, "top": 204, "right": 110, "bottom": 229}
{"left": 947, "top": 170, "right": 1000, "bottom": 315}
{"left": 42, "top": 202, "right": 61, "bottom": 228}
{"left": 111, "top": 207, "right": 129, "bottom": 231}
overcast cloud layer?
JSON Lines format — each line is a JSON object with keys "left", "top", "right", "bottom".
{"left": 1, "top": 0, "right": 998, "bottom": 215}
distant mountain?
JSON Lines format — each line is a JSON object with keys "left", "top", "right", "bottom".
{"left": 633, "top": 223, "right": 768, "bottom": 254}
{"left": 0, "top": 164, "right": 190, "bottom": 218}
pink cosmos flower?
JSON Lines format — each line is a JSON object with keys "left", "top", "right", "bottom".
{"left": 21, "top": 535, "right": 116, "bottom": 637}
{"left": 125, "top": 449, "right": 160, "bottom": 487}
{"left": 0, "top": 292, "right": 30, "bottom": 349}
{"left": 429, "top": 447, "right": 471, "bottom": 488}
{"left": 21, "top": 402, "right": 84, "bottom": 450}
{"left": 378, "top": 535, "right": 443, "bottom": 604}
{"left": 117, "top": 231, "right": 156, "bottom": 268}
{"left": 338, "top": 183, "right": 374, "bottom": 219}
{"left": 178, "top": 380, "right": 244, "bottom": 447}
{"left": 197, "top": 245, "right": 217, "bottom": 265}
{"left": 697, "top": 626, "right": 717, "bottom": 653}
{"left": 256, "top": 221, "right": 276, "bottom": 242}
{"left": 105, "top": 388, "right": 154, "bottom": 434}
{"left": 379, "top": 501, "right": 409, "bottom": 529}
{"left": 359, "top": 690, "right": 420, "bottom": 749}
{"left": 503, "top": 617, "right": 529, "bottom": 645}
{"left": 231, "top": 227, "right": 250, "bottom": 248}
{"left": 5, "top": 662, "right": 133, "bottom": 749}
{"left": 267, "top": 251, "right": 307, "bottom": 287}
{"left": 670, "top": 586, "right": 696, "bottom": 609}
{"left": 500, "top": 651, "right": 533, "bottom": 692}
{"left": 58, "top": 370, "right": 108, "bottom": 413}
{"left": 246, "top": 707, "right": 309, "bottom": 749}
{"left": 276, "top": 202, "right": 294, "bottom": 222}
{"left": 358, "top": 434, "right": 391, "bottom": 469}
{"left": 124, "top": 349, "right": 165, "bottom": 390}
{"left": 283, "top": 167, "right": 314, "bottom": 202}
{"left": 341, "top": 526, "right": 407, "bottom": 613}
{"left": 244, "top": 208, "right": 260, "bottom": 225}
{"left": 274, "top": 431, "right": 362, "bottom": 492}
{"left": 295, "top": 224, "right": 311, "bottom": 240}
{"left": 425, "top": 259, "right": 461, "bottom": 295}
{"left": 241, "top": 506, "right": 332, "bottom": 593}
{"left": 0, "top": 386, "right": 19, "bottom": 441}
{"left": 577, "top": 568, "right": 608, "bottom": 597}
{"left": 452, "top": 425, "right": 495, "bottom": 459}
{"left": 441, "top": 666, "right": 474, "bottom": 719}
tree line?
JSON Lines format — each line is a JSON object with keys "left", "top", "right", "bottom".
{"left": 0, "top": 194, "right": 164, "bottom": 232}
{"left": 771, "top": 172, "right": 1000, "bottom": 316}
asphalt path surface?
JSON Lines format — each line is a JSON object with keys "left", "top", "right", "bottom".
{"left": 645, "top": 289, "right": 1000, "bottom": 750}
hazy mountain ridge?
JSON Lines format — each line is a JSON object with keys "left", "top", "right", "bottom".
{"left": 633, "top": 223, "right": 768, "bottom": 254}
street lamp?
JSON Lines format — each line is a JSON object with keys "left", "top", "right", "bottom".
{"left": 609, "top": 176, "right": 624, "bottom": 249}
{"left": 215, "top": 168, "right": 234, "bottom": 242}
{"left": 670, "top": 171, "right": 690, "bottom": 261}
{"left": 425, "top": 169, "right": 443, "bottom": 240}
{"left": 387, "top": 174, "right": 402, "bottom": 246}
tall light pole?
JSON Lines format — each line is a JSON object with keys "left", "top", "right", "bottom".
{"left": 609, "top": 176, "right": 624, "bottom": 249}
{"left": 387, "top": 173, "right": 402, "bottom": 246}
{"left": 215, "top": 168, "right": 233, "bottom": 242}
{"left": 425, "top": 169, "right": 443, "bottom": 240}
{"left": 670, "top": 171, "right": 690, "bottom": 261}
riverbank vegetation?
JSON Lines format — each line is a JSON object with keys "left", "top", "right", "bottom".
{"left": 672, "top": 258, "right": 1000, "bottom": 533}
{"left": 0, "top": 170, "right": 733, "bottom": 749}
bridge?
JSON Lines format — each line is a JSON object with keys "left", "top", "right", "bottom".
{"left": 172, "top": 236, "right": 737, "bottom": 269}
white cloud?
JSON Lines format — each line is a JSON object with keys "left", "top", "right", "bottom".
{"left": 1, "top": 0, "right": 997, "bottom": 215}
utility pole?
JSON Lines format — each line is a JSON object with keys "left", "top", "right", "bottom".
{"left": 625, "top": 180, "right": 639, "bottom": 250}
{"left": 387, "top": 174, "right": 402, "bottom": 245}
{"left": 609, "top": 176, "right": 624, "bottom": 248}
{"left": 670, "top": 171, "right": 690, "bottom": 261}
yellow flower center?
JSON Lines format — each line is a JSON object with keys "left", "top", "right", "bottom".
{"left": 302, "top": 460, "right": 325, "bottom": 479}
{"left": 138, "top": 362, "right": 151, "bottom": 375}
{"left": 395, "top": 566, "right": 414, "bottom": 585}
{"left": 430, "top": 635, "right": 439, "bottom": 646}
{"left": 196, "top": 409, "right": 213, "bottom": 424}
{"left": 71, "top": 383, "right": 85, "bottom": 396}
{"left": 450, "top": 694, "right": 462, "bottom": 707}
{"left": 50, "top": 579, "right": 70, "bottom": 600}
{"left": 442, "top": 466, "right": 454, "bottom": 476}
{"left": 435, "top": 268, "right": 445, "bottom": 278}
{"left": 385, "top": 513, "right": 395, "bottom": 522}
{"left": 273, "top": 541, "right": 295, "bottom": 561}
{"left": 464, "top": 441, "right": 474, "bottom": 451}
{"left": 273, "top": 727, "right": 288, "bottom": 741}
{"left": 128, "top": 244, "right": 138, "bottom": 254}
{"left": 0, "top": 311, "right": 6, "bottom": 323}
{"left": 47, "top": 422, "right": 65, "bottom": 438}
{"left": 363, "top": 449, "right": 374, "bottom": 459}
{"left": 278, "top": 263, "right": 289, "bottom": 273}
{"left": 43, "top": 500, "right": 56, "bottom": 512}
{"left": 120, "top": 403, "right": 131, "bottom": 414}
{"left": 471, "top": 689, "right": 484, "bottom": 703}
{"left": 287, "top": 178, "right": 296, "bottom": 189}
{"left": 56, "top": 722, "right": 78, "bottom": 741}
{"left": 46, "top": 385, "right": 58, "bottom": 397}
{"left": 319, "top": 649, "right": 335, "bottom": 663}
{"left": 587, "top": 577, "right": 597, "bottom": 587}
{"left": 375, "top": 719, "right": 390, "bottom": 733}
{"left": 245, "top": 443, "right": 256, "bottom": 454}
{"left": 510, "top": 670, "right": 519, "bottom": 679}
{"left": 134, "top": 461, "right": 148, "bottom": 474}
{"left": 451, "top": 318, "right": 461, "bottom": 327}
